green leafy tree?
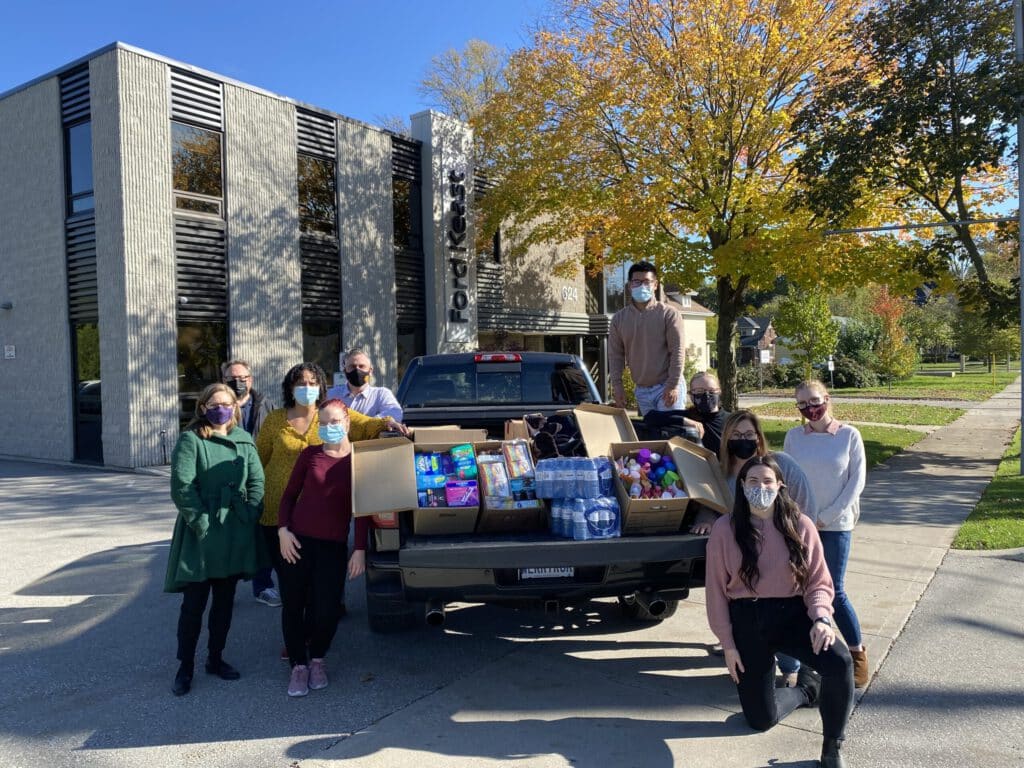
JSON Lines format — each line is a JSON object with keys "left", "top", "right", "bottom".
{"left": 477, "top": 0, "right": 918, "bottom": 410}
{"left": 773, "top": 287, "right": 840, "bottom": 380}
{"left": 903, "top": 295, "right": 958, "bottom": 362}
{"left": 795, "top": 0, "right": 1023, "bottom": 324}
{"left": 872, "top": 286, "right": 918, "bottom": 386}
{"left": 958, "top": 312, "right": 1020, "bottom": 371}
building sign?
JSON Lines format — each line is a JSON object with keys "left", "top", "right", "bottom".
{"left": 447, "top": 169, "right": 470, "bottom": 328}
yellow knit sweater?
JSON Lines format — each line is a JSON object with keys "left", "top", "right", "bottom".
{"left": 255, "top": 407, "right": 387, "bottom": 526}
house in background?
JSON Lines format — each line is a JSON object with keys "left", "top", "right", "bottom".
{"left": 737, "top": 316, "right": 777, "bottom": 366}
{"left": 665, "top": 289, "right": 715, "bottom": 372}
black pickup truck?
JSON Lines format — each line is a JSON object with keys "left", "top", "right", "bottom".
{"left": 363, "top": 351, "right": 709, "bottom": 631}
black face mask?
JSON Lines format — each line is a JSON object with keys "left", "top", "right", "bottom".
{"left": 692, "top": 392, "right": 720, "bottom": 416}
{"left": 227, "top": 378, "right": 248, "bottom": 398}
{"left": 345, "top": 368, "right": 370, "bottom": 387}
{"left": 728, "top": 438, "right": 758, "bottom": 460}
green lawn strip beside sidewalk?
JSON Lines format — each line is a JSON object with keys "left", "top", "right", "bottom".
{"left": 760, "top": 419, "right": 922, "bottom": 470}
{"left": 953, "top": 427, "right": 1024, "bottom": 550}
{"left": 751, "top": 402, "right": 963, "bottom": 427}
{"left": 745, "top": 369, "right": 1018, "bottom": 401}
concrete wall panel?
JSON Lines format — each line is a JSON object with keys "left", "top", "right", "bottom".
{"left": 224, "top": 85, "right": 302, "bottom": 398}
{"left": 337, "top": 120, "right": 398, "bottom": 387}
{"left": 93, "top": 49, "right": 178, "bottom": 467}
{"left": 0, "top": 78, "right": 73, "bottom": 461}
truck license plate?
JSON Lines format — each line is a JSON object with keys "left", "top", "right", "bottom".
{"left": 519, "top": 567, "right": 574, "bottom": 580}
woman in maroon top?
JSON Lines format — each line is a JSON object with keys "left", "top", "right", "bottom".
{"left": 706, "top": 456, "right": 855, "bottom": 768}
{"left": 277, "top": 399, "right": 369, "bottom": 697}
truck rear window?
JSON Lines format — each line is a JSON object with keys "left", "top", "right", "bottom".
{"left": 404, "top": 362, "right": 598, "bottom": 406}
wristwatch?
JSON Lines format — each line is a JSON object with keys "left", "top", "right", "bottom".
{"left": 814, "top": 616, "right": 833, "bottom": 627}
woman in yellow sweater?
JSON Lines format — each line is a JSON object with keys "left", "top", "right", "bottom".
{"left": 256, "top": 362, "right": 407, "bottom": 621}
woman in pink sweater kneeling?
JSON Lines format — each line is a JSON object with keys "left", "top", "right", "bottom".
{"left": 706, "top": 455, "right": 854, "bottom": 768}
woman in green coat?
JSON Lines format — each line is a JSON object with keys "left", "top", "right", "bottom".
{"left": 165, "top": 382, "right": 266, "bottom": 696}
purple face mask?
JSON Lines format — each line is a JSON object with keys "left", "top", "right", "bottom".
{"left": 799, "top": 402, "right": 828, "bottom": 422}
{"left": 205, "top": 404, "right": 234, "bottom": 425}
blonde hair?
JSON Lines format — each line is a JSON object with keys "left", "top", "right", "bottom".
{"left": 186, "top": 383, "right": 241, "bottom": 438}
{"left": 795, "top": 379, "right": 831, "bottom": 415}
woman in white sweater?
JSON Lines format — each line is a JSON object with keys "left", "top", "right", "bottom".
{"left": 783, "top": 380, "right": 869, "bottom": 688}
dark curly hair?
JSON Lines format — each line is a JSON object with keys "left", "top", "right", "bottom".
{"left": 281, "top": 362, "right": 329, "bottom": 408}
{"left": 732, "top": 455, "right": 810, "bottom": 592}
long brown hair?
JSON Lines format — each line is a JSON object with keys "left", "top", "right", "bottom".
{"left": 185, "top": 383, "right": 240, "bottom": 439}
{"left": 719, "top": 409, "right": 768, "bottom": 475}
{"left": 732, "top": 455, "right": 810, "bottom": 592}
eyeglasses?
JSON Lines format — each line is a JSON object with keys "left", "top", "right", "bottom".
{"left": 229, "top": 375, "right": 251, "bottom": 382}
{"left": 795, "top": 397, "right": 826, "bottom": 409}
{"left": 732, "top": 431, "right": 757, "bottom": 440}
{"left": 691, "top": 389, "right": 721, "bottom": 396}
{"left": 629, "top": 278, "right": 656, "bottom": 287}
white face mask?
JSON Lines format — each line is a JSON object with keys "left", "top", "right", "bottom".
{"left": 744, "top": 485, "right": 778, "bottom": 510}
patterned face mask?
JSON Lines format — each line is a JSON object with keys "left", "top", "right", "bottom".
{"left": 744, "top": 485, "right": 778, "bottom": 510}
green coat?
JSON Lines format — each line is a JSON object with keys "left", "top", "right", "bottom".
{"left": 164, "top": 427, "right": 268, "bottom": 593}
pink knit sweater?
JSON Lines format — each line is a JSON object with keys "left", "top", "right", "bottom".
{"left": 705, "top": 512, "right": 834, "bottom": 650}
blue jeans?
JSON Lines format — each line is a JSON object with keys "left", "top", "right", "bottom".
{"left": 820, "top": 530, "right": 862, "bottom": 648}
{"left": 634, "top": 381, "right": 685, "bottom": 417}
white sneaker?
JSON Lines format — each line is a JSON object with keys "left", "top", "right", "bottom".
{"left": 255, "top": 587, "right": 281, "bottom": 607}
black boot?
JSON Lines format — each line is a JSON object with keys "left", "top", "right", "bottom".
{"left": 797, "top": 665, "right": 822, "bottom": 708}
{"left": 172, "top": 663, "right": 193, "bottom": 696}
{"left": 820, "top": 737, "right": 847, "bottom": 768}
{"left": 205, "top": 656, "right": 241, "bottom": 680}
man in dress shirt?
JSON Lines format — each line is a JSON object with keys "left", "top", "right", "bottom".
{"left": 326, "top": 348, "right": 403, "bottom": 421}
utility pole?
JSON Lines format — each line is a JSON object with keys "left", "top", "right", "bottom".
{"left": 1016, "top": 0, "right": 1024, "bottom": 473}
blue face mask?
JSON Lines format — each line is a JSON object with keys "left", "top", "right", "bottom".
{"left": 293, "top": 385, "right": 319, "bottom": 406}
{"left": 631, "top": 285, "right": 654, "bottom": 303}
{"left": 318, "top": 423, "right": 347, "bottom": 444}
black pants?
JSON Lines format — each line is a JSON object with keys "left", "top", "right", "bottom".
{"left": 278, "top": 534, "right": 346, "bottom": 666}
{"left": 729, "top": 596, "right": 854, "bottom": 740}
{"left": 176, "top": 577, "right": 239, "bottom": 665}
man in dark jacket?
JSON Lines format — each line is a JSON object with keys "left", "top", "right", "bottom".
{"left": 222, "top": 359, "right": 278, "bottom": 606}
{"left": 681, "top": 372, "right": 730, "bottom": 456}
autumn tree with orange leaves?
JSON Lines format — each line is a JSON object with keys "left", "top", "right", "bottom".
{"left": 477, "top": 0, "right": 919, "bottom": 408}
{"left": 871, "top": 285, "right": 917, "bottom": 387}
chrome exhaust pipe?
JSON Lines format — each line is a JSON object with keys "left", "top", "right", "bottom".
{"left": 633, "top": 590, "right": 668, "bottom": 617}
{"left": 425, "top": 599, "right": 446, "bottom": 626}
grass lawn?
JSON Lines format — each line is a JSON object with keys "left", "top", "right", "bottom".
{"left": 953, "top": 428, "right": 1024, "bottom": 550}
{"left": 759, "top": 419, "right": 923, "bottom": 470}
{"left": 751, "top": 402, "right": 964, "bottom": 427}
{"left": 745, "top": 369, "right": 1018, "bottom": 401}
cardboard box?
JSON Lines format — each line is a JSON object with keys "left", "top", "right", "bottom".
{"left": 574, "top": 405, "right": 729, "bottom": 535}
{"left": 504, "top": 419, "right": 531, "bottom": 441}
{"left": 351, "top": 437, "right": 418, "bottom": 516}
{"left": 474, "top": 440, "right": 546, "bottom": 533}
{"left": 413, "top": 427, "right": 488, "bottom": 443}
{"left": 411, "top": 441, "right": 480, "bottom": 535}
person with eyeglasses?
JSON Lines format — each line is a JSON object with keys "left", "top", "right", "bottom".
{"left": 681, "top": 371, "right": 730, "bottom": 455}
{"left": 222, "top": 359, "right": 279, "bottom": 607}
{"left": 325, "top": 348, "right": 403, "bottom": 421}
{"left": 609, "top": 261, "right": 702, "bottom": 438}
{"left": 783, "top": 380, "right": 869, "bottom": 689}
{"left": 705, "top": 455, "right": 854, "bottom": 768}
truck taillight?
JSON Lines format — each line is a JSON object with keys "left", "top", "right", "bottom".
{"left": 372, "top": 511, "right": 399, "bottom": 528}
{"left": 474, "top": 353, "right": 522, "bottom": 363}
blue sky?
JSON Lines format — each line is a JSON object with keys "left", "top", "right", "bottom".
{"left": 0, "top": 0, "right": 549, "bottom": 124}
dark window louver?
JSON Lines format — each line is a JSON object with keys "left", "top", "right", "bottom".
{"left": 392, "top": 136, "right": 425, "bottom": 326}
{"left": 300, "top": 236, "right": 341, "bottom": 320}
{"left": 392, "top": 136, "right": 422, "bottom": 183}
{"left": 174, "top": 218, "right": 228, "bottom": 320}
{"left": 66, "top": 217, "right": 98, "bottom": 323}
{"left": 170, "top": 69, "right": 223, "bottom": 130}
{"left": 296, "top": 109, "right": 337, "bottom": 159}
{"left": 61, "top": 67, "right": 90, "bottom": 124}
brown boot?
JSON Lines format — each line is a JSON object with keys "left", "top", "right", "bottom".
{"left": 850, "top": 647, "right": 869, "bottom": 688}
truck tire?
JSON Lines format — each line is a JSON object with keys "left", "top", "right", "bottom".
{"left": 618, "top": 594, "right": 679, "bottom": 622}
{"left": 366, "top": 591, "right": 418, "bottom": 633}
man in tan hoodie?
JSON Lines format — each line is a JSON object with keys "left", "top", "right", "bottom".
{"left": 609, "top": 261, "right": 703, "bottom": 437}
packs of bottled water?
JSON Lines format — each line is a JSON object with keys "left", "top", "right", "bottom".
{"left": 536, "top": 457, "right": 609, "bottom": 499}
{"left": 571, "top": 496, "right": 621, "bottom": 540}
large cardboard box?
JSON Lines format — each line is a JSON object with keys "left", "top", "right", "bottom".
{"left": 413, "top": 426, "right": 488, "bottom": 443}
{"left": 351, "top": 437, "right": 418, "bottom": 517}
{"left": 411, "top": 441, "right": 480, "bottom": 535}
{"left": 574, "top": 405, "right": 729, "bottom": 535}
{"left": 503, "top": 419, "right": 531, "bottom": 441}
{"left": 474, "top": 440, "right": 546, "bottom": 533}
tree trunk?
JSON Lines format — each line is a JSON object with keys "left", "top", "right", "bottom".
{"left": 716, "top": 274, "right": 748, "bottom": 411}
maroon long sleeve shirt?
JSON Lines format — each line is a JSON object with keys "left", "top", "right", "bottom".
{"left": 278, "top": 445, "right": 369, "bottom": 549}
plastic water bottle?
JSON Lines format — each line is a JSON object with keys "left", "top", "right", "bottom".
{"left": 535, "top": 459, "right": 551, "bottom": 499}
{"left": 595, "top": 457, "right": 614, "bottom": 496}
{"left": 558, "top": 458, "right": 574, "bottom": 499}
{"left": 571, "top": 499, "right": 590, "bottom": 541}
{"left": 550, "top": 499, "right": 563, "bottom": 536}
{"left": 582, "top": 457, "right": 601, "bottom": 499}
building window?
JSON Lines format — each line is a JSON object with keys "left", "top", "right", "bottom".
{"left": 171, "top": 121, "right": 223, "bottom": 216}
{"left": 302, "top": 318, "right": 341, "bottom": 379}
{"left": 298, "top": 154, "right": 337, "bottom": 235}
{"left": 66, "top": 121, "right": 94, "bottom": 214}
{"left": 176, "top": 321, "right": 228, "bottom": 424}
{"left": 392, "top": 176, "right": 422, "bottom": 251}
